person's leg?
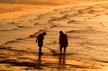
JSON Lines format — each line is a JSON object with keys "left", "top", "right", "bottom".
{"left": 38, "top": 47, "right": 42, "bottom": 60}
{"left": 39, "top": 47, "right": 43, "bottom": 55}
{"left": 39, "top": 47, "right": 41, "bottom": 55}
{"left": 60, "top": 46, "right": 62, "bottom": 55}
{"left": 64, "top": 47, "right": 67, "bottom": 55}
{"left": 38, "top": 42, "right": 43, "bottom": 55}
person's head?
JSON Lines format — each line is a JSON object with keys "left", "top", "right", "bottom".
{"left": 59, "top": 31, "right": 63, "bottom": 34}
{"left": 43, "top": 32, "right": 46, "bottom": 35}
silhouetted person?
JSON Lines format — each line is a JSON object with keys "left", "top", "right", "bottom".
{"left": 59, "top": 31, "right": 68, "bottom": 55}
{"left": 36, "top": 32, "right": 46, "bottom": 60}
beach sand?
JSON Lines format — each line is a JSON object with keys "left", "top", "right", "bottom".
{"left": 0, "top": 1, "right": 108, "bottom": 71}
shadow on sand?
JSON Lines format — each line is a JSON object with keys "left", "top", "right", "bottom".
{"left": 0, "top": 59, "right": 46, "bottom": 70}
{"left": 0, "top": 53, "right": 67, "bottom": 70}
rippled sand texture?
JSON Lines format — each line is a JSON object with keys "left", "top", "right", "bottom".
{"left": 0, "top": 2, "right": 108, "bottom": 71}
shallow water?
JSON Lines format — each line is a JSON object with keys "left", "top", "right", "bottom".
{"left": 0, "top": 2, "right": 108, "bottom": 71}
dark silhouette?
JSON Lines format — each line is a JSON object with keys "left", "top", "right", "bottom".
{"left": 36, "top": 32, "right": 46, "bottom": 60}
{"left": 59, "top": 31, "right": 68, "bottom": 55}
{"left": 0, "top": 60, "right": 43, "bottom": 69}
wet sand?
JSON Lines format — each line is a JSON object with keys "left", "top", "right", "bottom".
{"left": 0, "top": 1, "right": 108, "bottom": 71}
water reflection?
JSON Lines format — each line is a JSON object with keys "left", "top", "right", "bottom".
{"left": 37, "top": 54, "right": 42, "bottom": 69}
{"left": 59, "top": 54, "right": 66, "bottom": 65}
{"left": 37, "top": 53, "right": 42, "bottom": 64}
{"left": 37, "top": 52, "right": 67, "bottom": 71}
{"left": 58, "top": 54, "right": 66, "bottom": 71}
{"left": 38, "top": 52, "right": 42, "bottom": 61}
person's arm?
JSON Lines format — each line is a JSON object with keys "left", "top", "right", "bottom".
{"left": 36, "top": 36, "right": 38, "bottom": 43}
{"left": 59, "top": 35, "right": 61, "bottom": 44}
{"left": 65, "top": 34, "right": 68, "bottom": 46}
{"left": 36, "top": 39, "right": 37, "bottom": 43}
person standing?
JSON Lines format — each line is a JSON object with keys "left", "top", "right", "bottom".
{"left": 59, "top": 31, "right": 68, "bottom": 55}
{"left": 36, "top": 32, "right": 46, "bottom": 59}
